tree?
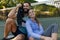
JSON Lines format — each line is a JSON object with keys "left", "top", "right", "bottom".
{"left": 33, "top": 4, "right": 59, "bottom": 17}
{"left": 0, "top": 0, "right": 37, "bottom": 8}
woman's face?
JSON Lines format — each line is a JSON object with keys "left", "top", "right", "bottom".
{"left": 28, "top": 9, "right": 35, "bottom": 18}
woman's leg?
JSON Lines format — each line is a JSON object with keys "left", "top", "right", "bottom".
{"left": 51, "top": 24, "right": 58, "bottom": 40}
{"left": 12, "top": 34, "right": 25, "bottom": 40}
{"left": 52, "top": 33, "right": 58, "bottom": 40}
{"left": 42, "top": 23, "right": 58, "bottom": 40}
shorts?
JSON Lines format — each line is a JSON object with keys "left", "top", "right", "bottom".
{"left": 12, "top": 26, "right": 27, "bottom": 37}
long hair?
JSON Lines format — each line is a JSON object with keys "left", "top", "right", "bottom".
{"left": 28, "top": 9, "right": 41, "bottom": 26}
{"left": 35, "top": 17, "right": 40, "bottom": 26}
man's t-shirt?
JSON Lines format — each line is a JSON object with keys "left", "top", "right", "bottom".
{"left": 18, "top": 16, "right": 28, "bottom": 34}
{"left": 17, "top": 7, "right": 29, "bottom": 34}
{"left": 17, "top": 7, "right": 29, "bottom": 27}
{"left": 17, "top": 7, "right": 24, "bottom": 26}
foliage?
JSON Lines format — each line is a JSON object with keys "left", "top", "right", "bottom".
{"left": 32, "top": 4, "right": 59, "bottom": 17}
{"left": 0, "top": 0, "right": 37, "bottom": 8}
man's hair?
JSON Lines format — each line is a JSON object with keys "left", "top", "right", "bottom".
{"left": 23, "top": 2, "right": 31, "bottom": 6}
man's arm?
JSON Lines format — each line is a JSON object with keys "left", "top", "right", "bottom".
{"left": 8, "top": 7, "right": 17, "bottom": 19}
{"left": 8, "top": 4, "right": 22, "bottom": 19}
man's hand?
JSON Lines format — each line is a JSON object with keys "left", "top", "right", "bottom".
{"left": 8, "top": 3, "right": 22, "bottom": 19}
{"left": 16, "top": 4, "right": 22, "bottom": 8}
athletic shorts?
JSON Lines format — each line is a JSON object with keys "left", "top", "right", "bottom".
{"left": 12, "top": 26, "right": 27, "bottom": 37}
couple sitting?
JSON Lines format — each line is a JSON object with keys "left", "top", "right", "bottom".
{"left": 3, "top": 2, "right": 58, "bottom": 40}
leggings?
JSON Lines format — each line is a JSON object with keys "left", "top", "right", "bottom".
{"left": 35, "top": 23, "right": 58, "bottom": 40}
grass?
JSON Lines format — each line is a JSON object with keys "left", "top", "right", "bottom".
{"left": 0, "top": 17, "right": 60, "bottom": 40}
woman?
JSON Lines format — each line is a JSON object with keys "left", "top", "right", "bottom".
{"left": 26, "top": 9, "right": 58, "bottom": 40}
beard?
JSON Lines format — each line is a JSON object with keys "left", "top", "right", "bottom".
{"left": 23, "top": 9, "right": 29, "bottom": 13}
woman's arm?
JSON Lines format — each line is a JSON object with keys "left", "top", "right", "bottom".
{"left": 38, "top": 24, "right": 44, "bottom": 34}
{"left": 26, "top": 21, "right": 47, "bottom": 40}
{"left": 26, "top": 21, "right": 41, "bottom": 39}
{"left": 38, "top": 24, "right": 53, "bottom": 40}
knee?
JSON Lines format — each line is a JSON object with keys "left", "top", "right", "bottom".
{"left": 51, "top": 23, "right": 58, "bottom": 33}
{"left": 51, "top": 23, "right": 58, "bottom": 28}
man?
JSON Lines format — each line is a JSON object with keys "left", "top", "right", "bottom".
{"left": 2, "top": 2, "right": 31, "bottom": 40}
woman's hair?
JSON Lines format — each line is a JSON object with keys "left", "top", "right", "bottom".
{"left": 35, "top": 17, "right": 40, "bottom": 26}
{"left": 28, "top": 9, "right": 40, "bottom": 26}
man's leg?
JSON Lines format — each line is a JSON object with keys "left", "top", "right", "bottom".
{"left": 4, "top": 18, "right": 17, "bottom": 39}
{"left": 12, "top": 34, "right": 25, "bottom": 40}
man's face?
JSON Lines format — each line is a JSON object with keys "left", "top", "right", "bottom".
{"left": 23, "top": 3, "right": 30, "bottom": 12}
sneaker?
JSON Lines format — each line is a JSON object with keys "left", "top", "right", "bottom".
{"left": 2, "top": 38, "right": 10, "bottom": 40}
